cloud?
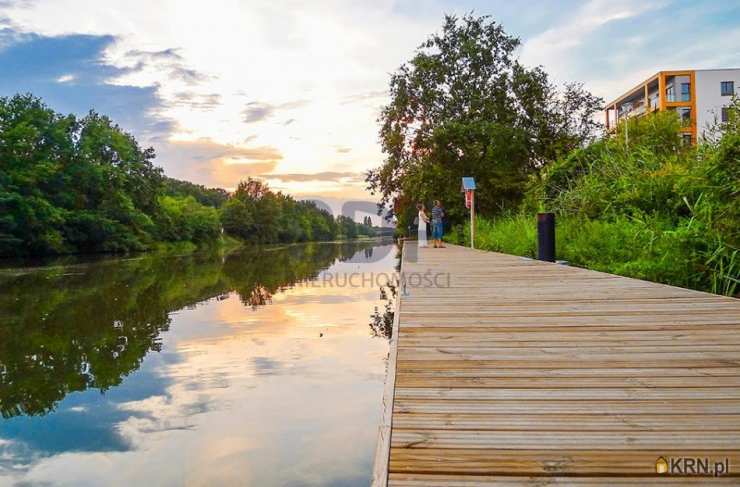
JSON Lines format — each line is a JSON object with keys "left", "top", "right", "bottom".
{"left": 265, "top": 171, "right": 362, "bottom": 183}
{"left": 123, "top": 46, "right": 209, "bottom": 85}
{"left": 340, "top": 90, "right": 387, "bottom": 105}
{"left": 521, "top": 0, "right": 740, "bottom": 102}
{"left": 0, "top": 30, "right": 175, "bottom": 141}
{"left": 242, "top": 101, "right": 273, "bottom": 123}
{"left": 211, "top": 160, "right": 278, "bottom": 187}
{"left": 167, "top": 137, "right": 281, "bottom": 162}
{"left": 168, "top": 65, "right": 207, "bottom": 84}
{"left": 169, "top": 91, "right": 221, "bottom": 110}
{"left": 125, "top": 47, "right": 183, "bottom": 62}
{"left": 155, "top": 137, "right": 282, "bottom": 187}
{"left": 241, "top": 99, "right": 309, "bottom": 124}
{"left": 520, "top": 0, "right": 665, "bottom": 83}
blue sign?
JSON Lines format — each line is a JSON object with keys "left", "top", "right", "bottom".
{"left": 461, "top": 177, "right": 476, "bottom": 191}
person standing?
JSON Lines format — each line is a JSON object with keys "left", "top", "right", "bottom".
{"left": 431, "top": 200, "right": 445, "bottom": 248}
{"left": 416, "top": 203, "right": 429, "bottom": 248}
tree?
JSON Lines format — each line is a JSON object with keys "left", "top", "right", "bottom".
{"left": 163, "top": 177, "right": 229, "bottom": 208}
{"left": 336, "top": 215, "right": 358, "bottom": 239}
{"left": 366, "top": 14, "right": 603, "bottom": 226}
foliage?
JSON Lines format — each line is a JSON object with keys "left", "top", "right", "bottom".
{"left": 220, "top": 178, "right": 373, "bottom": 244}
{"left": 450, "top": 108, "right": 740, "bottom": 296}
{"left": 367, "top": 14, "right": 603, "bottom": 226}
{"left": 0, "top": 94, "right": 225, "bottom": 256}
{"left": 163, "top": 177, "right": 229, "bottom": 208}
{"left": 155, "top": 195, "right": 221, "bottom": 243}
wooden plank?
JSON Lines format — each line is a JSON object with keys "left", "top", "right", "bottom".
{"left": 389, "top": 474, "right": 740, "bottom": 486}
{"left": 394, "top": 387, "right": 740, "bottom": 400}
{"left": 395, "top": 376, "right": 740, "bottom": 389}
{"left": 396, "top": 367, "right": 740, "bottom": 378}
{"left": 389, "top": 449, "right": 740, "bottom": 475}
{"left": 392, "top": 413, "right": 740, "bottom": 431}
{"left": 391, "top": 430, "right": 740, "bottom": 449}
{"left": 381, "top": 243, "right": 740, "bottom": 483}
{"left": 394, "top": 399, "right": 740, "bottom": 414}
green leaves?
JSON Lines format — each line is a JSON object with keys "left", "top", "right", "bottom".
{"left": 0, "top": 94, "right": 208, "bottom": 256}
{"left": 220, "top": 177, "right": 357, "bottom": 244}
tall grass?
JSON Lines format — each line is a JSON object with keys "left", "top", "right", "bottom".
{"left": 448, "top": 108, "right": 740, "bottom": 297}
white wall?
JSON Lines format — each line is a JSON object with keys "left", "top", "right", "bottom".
{"left": 696, "top": 69, "right": 740, "bottom": 139}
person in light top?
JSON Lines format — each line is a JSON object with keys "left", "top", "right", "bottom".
{"left": 416, "top": 202, "right": 429, "bottom": 248}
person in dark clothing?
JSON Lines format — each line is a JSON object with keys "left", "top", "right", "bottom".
{"left": 431, "top": 200, "right": 445, "bottom": 248}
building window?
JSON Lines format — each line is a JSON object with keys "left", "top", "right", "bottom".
{"left": 680, "top": 83, "right": 690, "bottom": 101}
{"left": 721, "top": 81, "right": 734, "bottom": 96}
{"left": 666, "top": 85, "right": 675, "bottom": 102}
{"left": 678, "top": 107, "right": 691, "bottom": 127}
{"left": 721, "top": 107, "right": 729, "bottom": 123}
{"left": 682, "top": 134, "right": 692, "bottom": 146}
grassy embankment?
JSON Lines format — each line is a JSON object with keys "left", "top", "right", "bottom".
{"left": 448, "top": 110, "right": 739, "bottom": 296}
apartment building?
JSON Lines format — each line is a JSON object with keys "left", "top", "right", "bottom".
{"left": 605, "top": 68, "right": 740, "bottom": 144}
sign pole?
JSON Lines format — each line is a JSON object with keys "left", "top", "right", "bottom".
{"left": 470, "top": 190, "right": 475, "bottom": 249}
{"left": 461, "top": 177, "right": 476, "bottom": 249}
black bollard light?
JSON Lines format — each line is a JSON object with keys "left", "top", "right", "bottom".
{"left": 537, "top": 212, "right": 555, "bottom": 262}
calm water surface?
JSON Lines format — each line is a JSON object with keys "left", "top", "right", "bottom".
{"left": 0, "top": 240, "right": 398, "bottom": 486}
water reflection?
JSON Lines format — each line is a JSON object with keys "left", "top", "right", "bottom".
{"left": 0, "top": 240, "right": 396, "bottom": 486}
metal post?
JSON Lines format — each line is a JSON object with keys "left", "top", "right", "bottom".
{"left": 537, "top": 212, "right": 555, "bottom": 262}
{"left": 470, "top": 191, "right": 475, "bottom": 249}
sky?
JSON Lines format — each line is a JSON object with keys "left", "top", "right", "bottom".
{"left": 1, "top": 0, "right": 739, "bottom": 210}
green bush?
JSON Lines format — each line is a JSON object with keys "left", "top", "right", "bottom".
{"left": 155, "top": 195, "right": 221, "bottom": 243}
{"left": 453, "top": 105, "right": 739, "bottom": 296}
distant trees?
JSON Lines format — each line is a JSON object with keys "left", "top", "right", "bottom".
{"left": 220, "top": 178, "right": 375, "bottom": 244}
{"left": 367, "top": 14, "right": 604, "bottom": 228}
{"left": 163, "top": 177, "right": 229, "bottom": 208}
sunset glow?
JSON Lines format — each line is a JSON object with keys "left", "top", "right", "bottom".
{"left": 2, "top": 0, "right": 737, "bottom": 203}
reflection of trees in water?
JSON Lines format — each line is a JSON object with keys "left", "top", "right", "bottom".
{"left": 369, "top": 281, "right": 396, "bottom": 339}
{"left": 369, "top": 245, "right": 402, "bottom": 340}
{"left": 0, "top": 240, "right": 378, "bottom": 418}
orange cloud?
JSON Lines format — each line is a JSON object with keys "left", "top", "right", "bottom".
{"left": 155, "top": 137, "right": 282, "bottom": 187}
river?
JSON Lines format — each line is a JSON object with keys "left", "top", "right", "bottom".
{"left": 0, "top": 239, "right": 398, "bottom": 486}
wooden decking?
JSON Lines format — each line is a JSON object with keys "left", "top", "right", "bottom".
{"left": 373, "top": 243, "right": 740, "bottom": 486}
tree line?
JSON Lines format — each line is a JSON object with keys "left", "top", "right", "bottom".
{"left": 0, "top": 94, "right": 376, "bottom": 257}
{"left": 220, "top": 178, "right": 376, "bottom": 243}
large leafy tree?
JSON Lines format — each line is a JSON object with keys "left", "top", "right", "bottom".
{"left": 367, "top": 14, "right": 603, "bottom": 225}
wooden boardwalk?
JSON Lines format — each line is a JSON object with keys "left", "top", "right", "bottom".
{"left": 373, "top": 243, "right": 740, "bottom": 486}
